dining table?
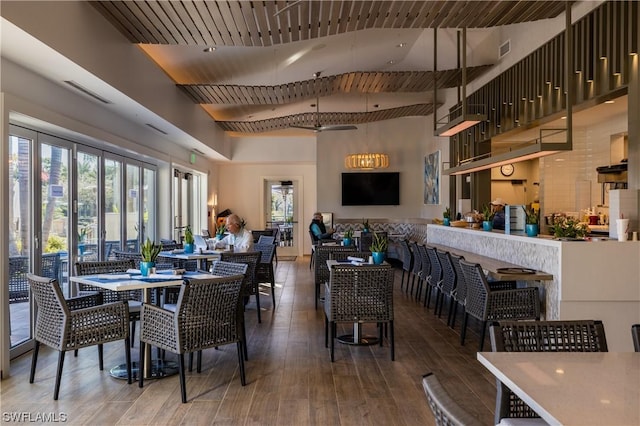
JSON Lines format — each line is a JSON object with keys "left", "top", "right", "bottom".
{"left": 69, "top": 269, "right": 214, "bottom": 380}
{"left": 477, "top": 351, "right": 640, "bottom": 426}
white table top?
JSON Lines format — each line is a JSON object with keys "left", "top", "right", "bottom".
{"left": 477, "top": 352, "right": 640, "bottom": 426}
{"left": 159, "top": 250, "right": 225, "bottom": 260}
{"left": 70, "top": 274, "right": 184, "bottom": 292}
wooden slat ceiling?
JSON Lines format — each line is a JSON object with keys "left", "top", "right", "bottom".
{"left": 92, "top": 1, "right": 570, "bottom": 134}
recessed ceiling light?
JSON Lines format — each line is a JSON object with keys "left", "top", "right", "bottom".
{"left": 387, "top": 60, "right": 395, "bottom": 65}
{"left": 396, "top": 43, "right": 406, "bottom": 48}
{"left": 561, "top": 116, "right": 567, "bottom": 119}
{"left": 203, "top": 47, "right": 216, "bottom": 52}
{"left": 605, "top": 100, "right": 615, "bottom": 104}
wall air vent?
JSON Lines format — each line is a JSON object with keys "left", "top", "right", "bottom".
{"left": 146, "top": 123, "right": 168, "bottom": 135}
{"left": 63, "top": 80, "right": 112, "bottom": 104}
{"left": 499, "top": 40, "right": 511, "bottom": 59}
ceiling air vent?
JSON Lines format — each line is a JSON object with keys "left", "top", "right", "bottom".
{"left": 146, "top": 123, "right": 168, "bottom": 135}
{"left": 499, "top": 40, "right": 511, "bottom": 59}
{"left": 63, "top": 80, "right": 112, "bottom": 104}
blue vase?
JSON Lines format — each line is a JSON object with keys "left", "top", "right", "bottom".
{"left": 526, "top": 224, "right": 539, "bottom": 237}
{"left": 140, "top": 261, "right": 154, "bottom": 277}
{"left": 482, "top": 221, "right": 493, "bottom": 231}
{"left": 372, "top": 252, "right": 385, "bottom": 265}
{"left": 184, "top": 243, "right": 194, "bottom": 253}
{"left": 343, "top": 237, "right": 353, "bottom": 247}
{"left": 443, "top": 218, "right": 450, "bottom": 226}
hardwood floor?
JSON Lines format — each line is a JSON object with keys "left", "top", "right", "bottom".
{"left": 1, "top": 257, "right": 496, "bottom": 425}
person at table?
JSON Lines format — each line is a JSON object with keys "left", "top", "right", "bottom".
{"left": 214, "top": 214, "right": 254, "bottom": 252}
{"left": 491, "top": 198, "right": 506, "bottom": 230}
{"left": 309, "top": 212, "right": 334, "bottom": 241}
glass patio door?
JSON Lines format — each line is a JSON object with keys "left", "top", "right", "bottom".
{"left": 266, "top": 180, "right": 299, "bottom": 256}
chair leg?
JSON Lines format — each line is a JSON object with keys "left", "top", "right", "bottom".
{"left": 131, "top": 320, "right": 137, "bottom": 348}
{"left": 196, "top": 350, "right": 202, "bottom": 374}
{"left": 270, "top": 273, "right": 276, "bottom": 307}
{"left": 479, "top": 321, "right": 487, "bottom": 351}
{"left": 242, "top": 320, "right": 248, "bottom": 361}
{"left": 178, "top": 353, "right": 187, "bottom": 403}
{"left": 53, "top": 350, "right": 66, "bottom": 400}
{"left": 29, "top": 341, "right": 40, "bottom": 383}
{"left": 74, "top": 349, "right": 78, "bottom": 357}
{"left": 400, "top": 270, "right": 406, "bottom": 291}
{"left": 330, "top": 321, "right": 335, "bottom": 362}
{"left": 124, "top": 337, "right": 132, "bottom": 384}
{"left": 460, "top": 313, "right": 469, "bottom": 346}
{"left": 188, "top": 352, "right": 194, "bottom": 372}
{"left": 138, "top": 341, "right": 145, "bottom": 388}
{"left": 390, "top": 321, "right": 395, "bottom": 361}
{"left": 324, "top": 315, "right": 329, "bottom": 348}
{"left": 255, "top": 286, "right": 262, "bottom": 324}
{"left": 98, "top": 344, "right": 104, "bottom": 370}
{"left": 449, "top": 302, "right": 458, "bottom": 328}
{"left": 237, "top": 341, "right": 246, "bottom": 386}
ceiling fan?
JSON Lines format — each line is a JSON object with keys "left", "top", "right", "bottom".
{"left": 290, "top": 72, "right": 358, "bottom": 133}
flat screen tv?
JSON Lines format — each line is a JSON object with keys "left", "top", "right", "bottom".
{"left": 342, "top": 172, "right": 400, "bottom": 206}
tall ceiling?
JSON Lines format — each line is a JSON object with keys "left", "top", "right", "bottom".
{"left": 87, "top": 1, "right": 571, "bottom": 136}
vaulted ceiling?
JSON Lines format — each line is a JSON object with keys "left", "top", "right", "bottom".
{"left": 91, "top": 1, "right": 570, "bottom": 136}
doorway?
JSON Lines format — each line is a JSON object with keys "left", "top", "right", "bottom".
{"left": 264, "top": 179, "right": 300, "bottom": 257}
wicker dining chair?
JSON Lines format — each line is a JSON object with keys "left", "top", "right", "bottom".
{"left": 75, "top": 259, "right": 142, "bottom": 345}
{"left": 436, "top": 250, "right": 458, "bottom": 326}
{"left": 314, "top": 245, "right": 355, "bottom": 309}
{"left": 416, "top": 244, "right": 434, "bottom": 307}
{"left": 398, "top": 239, "right": 413, "bottom": 293}
{"left": 28, "top": 273, "right": 131, "bottom": 399}
{"left": 409, "top": 241, "right": 423, "bottom": 297}
{"left": 448, "top": 254, "right": 468, "bottom": 330}
{"left": 489, "top": 320, "right": 608, "bottom": 424}
{"left": 220, "top": 251, "right": 261, "bottom": 322}
{"left": 138, "top": 274, "right": 246, "bottom": 403}
{"left": 632, "top": 324, "right": 640, "bottom": 352}
{"left": 324, "top": 263, "right": 395, "bottom": 361}
{"left": 425, "top": 246, "right": 443, "bottom": 311}
{"left": 254, "top": 242, "right": 277, "bottom": 308}
{"left": 422, "top": 373, "right": 483, "bottom": 426}
{"left": 458, "top": 259, "right": 540, "bottom": 351}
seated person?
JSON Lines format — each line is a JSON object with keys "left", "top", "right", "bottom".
{"left": 309, "top": 212, "right": 334, "bottom": 241}
{"left": 491, "top": 198, "right": 506, "bottom": 230}
{"left": 214, "top": 214, "right": 254, "bottom": 252}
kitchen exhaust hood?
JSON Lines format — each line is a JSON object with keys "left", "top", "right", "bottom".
{"left": 596, "top": 162, "right": 627, "bottom": 183}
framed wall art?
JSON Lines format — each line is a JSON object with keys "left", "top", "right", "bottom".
{"left": 424, "top": 151, "right": 440, "bottom": 205}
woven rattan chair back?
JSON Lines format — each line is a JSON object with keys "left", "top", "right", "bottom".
{"left": 138, "top": 274, "right": 246, "bottom": 402}
{"left": 113, "top": 250, "right": 142, "bottom": 269}
{"left": 633, "top": 324, "right": 640, "bottom": 352}
{"left": 426, "top": 246, "right": 443, "bottom": 289}
{"left": 359, "top": 231, "right": 387, "bottom": 252}
{"left": 449, "top": 254, "right": 468, "bottom": 305}
{"left": 324, "top": 263, "right": 395, "bottom": 361}
{"left": 436, "top": 250, "right": 456, "bottom": 297}
{"left": 314, "top": 245, "right": 355, "bottom": 309}
{"left": 457, "top": 259, "right": 490, "bottom": 321}
{"left": 489, "top": 320, "right": 608, "bottom": 423}
{"left": 416, "top": 244, "right": 434, "bottom": 306}
{"left": 27, "top": 273, "right": 131, "bottom": 399}
{"left": 75, "top": 259, "right": 138, "bottom": 303}
{"left": 422, "top": 373, "right": 483, "bottom": 426}
{"left": 399, "top": 239, "right": 413, "bottom": 273}
{"left": 255, "top": 242, "right": 276, "bottom": 265}
{"left": 410, "top": 241, "right": 423, "bottom": 276}
{"left": 210, "top": 260, "right": 248, "bottom": 277}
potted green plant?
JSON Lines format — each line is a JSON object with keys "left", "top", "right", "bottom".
{"left": 183, "top": 225, "right": 195, "bottom": 253}
{"left": 442, "top": 207, "right": 451, "bottom": 226}
{"left": 342, "top": 229, "right": 354, "bottom": 247}
{"left": 215, "top": 223, "right": 227, "bottom": 240}
{"left": 369, "top": 232, "right": 388, "bottom": 264}
{"left": 523, "top": 206, "right": 540, "bottom": 237}
{"left": 362, "top": 218, "right": 370, "bottom": 233}
{"left": 140, "top": 237, "right": 161, "bottom": 276}
{"left": 482, "top": 204, "right": 495, "bottom": 231}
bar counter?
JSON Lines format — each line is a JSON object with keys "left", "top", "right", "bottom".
{"left": 427, "top": 224, "right": 640, "bottom": 351}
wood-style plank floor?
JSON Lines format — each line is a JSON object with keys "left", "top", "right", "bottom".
{"left": 1, "top": 257, "right": 496, "bottom": 425}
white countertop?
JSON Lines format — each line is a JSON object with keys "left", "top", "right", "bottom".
{"left": 477, "top": 352, "right": 640, "bottom": 426}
